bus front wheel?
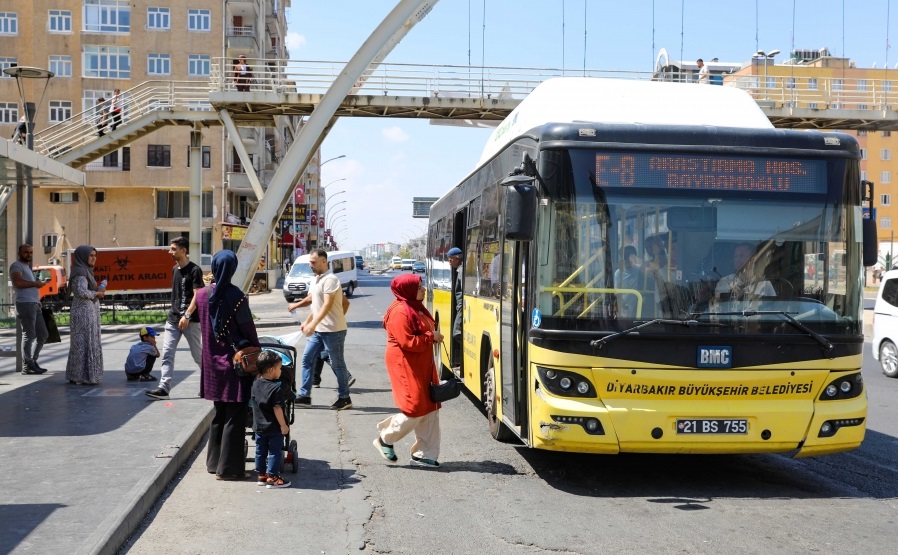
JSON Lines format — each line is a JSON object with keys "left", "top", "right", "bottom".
{"left": 484, "top": 357, "right": 513, "bottom": 441}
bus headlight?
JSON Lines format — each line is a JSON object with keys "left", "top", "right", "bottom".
{"left": 536, "top": 367, "right": 597, "bottom": 398}
{"left": 818, "top": 373, "right": 863, "bottom": 401}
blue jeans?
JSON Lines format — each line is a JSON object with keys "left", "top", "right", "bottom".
{"left": 299, "top": 330, "right": 350, "bottom": 398}
{"left": 255, "top": 433, "right": 284, "bottom": 476}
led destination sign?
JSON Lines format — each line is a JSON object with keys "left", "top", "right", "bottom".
{"left": 592, "top": 153, "right": 826, "bottom": 193}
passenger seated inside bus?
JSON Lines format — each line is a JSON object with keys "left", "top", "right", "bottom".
{"left": 613, "top": 246, "right": 646, "bottom": 318}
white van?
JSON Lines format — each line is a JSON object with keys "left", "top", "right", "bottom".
{"left": 283, "top": 250, "right": 359, "bottom": 301}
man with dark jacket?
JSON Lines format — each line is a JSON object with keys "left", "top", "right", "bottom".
{"left": 147, "top": 237, "right": 204, "bottom": 399}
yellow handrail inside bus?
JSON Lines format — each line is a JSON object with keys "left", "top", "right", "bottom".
{"left": 543, "top": 286, "right": 643, "bottom": 318}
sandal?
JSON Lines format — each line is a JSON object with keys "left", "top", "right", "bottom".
{"left": 373, "top": 437, "right": 398, "bottom": 463}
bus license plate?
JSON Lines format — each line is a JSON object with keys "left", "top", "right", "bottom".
{"left": 676, "top": 419, "right": 748, "bottom": 434}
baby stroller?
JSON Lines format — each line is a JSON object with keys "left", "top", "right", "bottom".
{"left": 245, "top": 337, "right": 300, "bottom": 474}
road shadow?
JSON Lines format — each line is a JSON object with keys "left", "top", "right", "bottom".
{"left": 515, "top": 427, "right": 898, "bottom": 501}
{"left": 0, "top": 503, "right": 67, "bottom": 554}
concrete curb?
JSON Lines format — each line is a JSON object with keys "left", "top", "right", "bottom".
{"left": 88, "top": 406, "right": 213, "bottom": 555}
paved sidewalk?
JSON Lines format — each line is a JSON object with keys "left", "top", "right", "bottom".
{"left": 0, "top": 289, "right": 297, "bottom": 555}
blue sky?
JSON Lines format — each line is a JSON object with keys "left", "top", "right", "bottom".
{"left": 286, "top": 0, "right": 893, "bottom": 253}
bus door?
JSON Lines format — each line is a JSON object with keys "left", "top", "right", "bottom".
{"left": 499, "top": 239, "right": 527, "bottom": 432}
{"left": 450, "top": 209, "right": 467, "bottom": 371}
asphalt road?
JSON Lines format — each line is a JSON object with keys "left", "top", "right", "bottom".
{"left": 121, "top": 271, "right": 898, "bottom": 555}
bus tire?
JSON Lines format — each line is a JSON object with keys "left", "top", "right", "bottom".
{"left": 484, "top": 356, "right": 513, "bottom": 441}
{"left": 881, "top": 340, "right": 898, "bottom": 378}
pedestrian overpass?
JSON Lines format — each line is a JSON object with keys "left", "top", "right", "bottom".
{"left": 33, "top": 59, "right": 898, "bottom": 171}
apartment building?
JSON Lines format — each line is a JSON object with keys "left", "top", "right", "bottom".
{"left": 0, "top": 0, "right": 295, "bottom": 300}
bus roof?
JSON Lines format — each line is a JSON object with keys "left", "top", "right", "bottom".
{"left": 478, "top": 78, "right": 773, "bottom": 165}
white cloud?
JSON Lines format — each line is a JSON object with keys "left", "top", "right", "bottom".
{"left": 382, "top": 126, "right": 409, "bottom": 143}
{"left": 285, "top": 33, "right": 306, "bottom": 51}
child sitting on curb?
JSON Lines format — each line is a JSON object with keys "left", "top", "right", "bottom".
{"left": 252, "top": 350, "right": 291, "bottom": 489}
{"left": 125, "top": 327, "right": 160, "bottom": 382}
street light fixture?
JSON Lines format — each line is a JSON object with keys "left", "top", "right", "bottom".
{"left": 329, "top": 212, "right": 347, "bottom": 229}
{"left": 322, "top": 189, "right": 346, "bottom": 211}
{"left": 754, "top": 49, "right": 780, "bottom": 99}
{"left": 3, "top": 66, "right": 54, "bottom": 247}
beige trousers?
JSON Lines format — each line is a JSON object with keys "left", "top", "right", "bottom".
{"left": 377, "top": 410, "right": 441, "bottom": 461}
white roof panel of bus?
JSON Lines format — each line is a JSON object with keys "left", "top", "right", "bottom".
{"left": 478, "top": 77, "right": 774, "bottom": 166}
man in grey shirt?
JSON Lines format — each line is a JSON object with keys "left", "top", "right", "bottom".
{"left": 10, "top": 244, "right": 48, "bottom": 374}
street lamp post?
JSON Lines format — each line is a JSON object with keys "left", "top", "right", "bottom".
{"left": 3, "top": 66, "right": 53, "bottom": 375}
{"left": 317, "top": 177, "right": 346, "bottom": 249}
{"left": 754, "top": 49, "right": 780, "bottom": 99}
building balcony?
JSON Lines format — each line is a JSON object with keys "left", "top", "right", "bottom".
{"left": 227, "top": 171, "right": 254, "bottom": 195}
{"left": 226, "top": 0, "right": 259, "bottom": 19}
{"left": 227, "top": 34, "right": 258, "bottom": 52}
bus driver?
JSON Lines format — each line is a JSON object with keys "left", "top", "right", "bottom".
{"left": 714, "top": 243, "right": 775, "bottom": 303}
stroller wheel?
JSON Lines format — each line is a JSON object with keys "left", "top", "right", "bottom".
{"left": 289, "top": 439, "right": 299, "bottom": 474}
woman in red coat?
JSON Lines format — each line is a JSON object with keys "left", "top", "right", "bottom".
{"left": 373, "top": 273, "right": 444, "bottom": 467}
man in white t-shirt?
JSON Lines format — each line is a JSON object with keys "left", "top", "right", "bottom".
{"left": 696, "top": 59, "right": 709, "bottom": 84}
{"left": 295, "top": 249, "right": 353, "bottom": 410}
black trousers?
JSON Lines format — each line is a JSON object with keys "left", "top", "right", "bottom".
{"left": 207, "top": 401, "right": 248, "bottom": 476}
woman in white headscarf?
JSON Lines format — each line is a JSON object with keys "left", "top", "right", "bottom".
{"left": 65, "top": 245, "right": 105, "bottom": 385}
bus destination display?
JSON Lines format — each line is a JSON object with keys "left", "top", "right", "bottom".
{"left": 593, "top": 153, "right": 825, "bottom": 193}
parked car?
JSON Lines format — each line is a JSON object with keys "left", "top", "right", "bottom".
{"left": 873, "top": 269, "right": 898, "bottom": 378}
{"left": 354, "top": 255, "right": 365, "bottom": 271}
{"left": 412, "top": 261, "right": 426, "bottom": 273}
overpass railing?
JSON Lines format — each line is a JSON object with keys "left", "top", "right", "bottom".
{"left": 34, "top": 81, "right": 213, "bottom": 159}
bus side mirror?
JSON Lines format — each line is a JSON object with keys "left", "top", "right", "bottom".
{"left": 863, "top": 217, "right": 878, "bottom": 267}
{"left": 505, "top": 184, "right": 537, "bottom": 241}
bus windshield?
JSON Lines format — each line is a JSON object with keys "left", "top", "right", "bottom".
{"left": 534, "top": 149, "right": 862, "bottom": 336}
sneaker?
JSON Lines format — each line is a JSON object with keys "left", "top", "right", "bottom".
{"left": 313, "top": 380, "right": 321, "bottom": 388}
{"left": 347, "top": 376, "right": 356, "bottom": 387}
{"left": 138, "top": 374, "right": 157, "bottom": 382}
{"left": 266, "top": 475, "right": 291, "bottom": 489}
{"left": 33, "top": 363, "right": 48, "bottom": 374}
{"left": 330, "top": 397, "right": 352, "bottom": 410}
{"left": 257, "top": 473, "right": 269, "bottom": 485}
{"left": 410, "top": 456, "right": 440, "bottom": 468}
{"left": 373, "top": 437, "right": 398, "bottom": 463}
{"left": 145, "top": 388, "right": 169, "bottom": 400}
{"left": 126, "top": 373, "right": 141, "bottom": 381}
{"left": 295, "top": 395, "right": 311, "bottom": 405}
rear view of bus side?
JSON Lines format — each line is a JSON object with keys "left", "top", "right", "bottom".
{"left": 427, "top": 78, "right": 876, "bottom": 457}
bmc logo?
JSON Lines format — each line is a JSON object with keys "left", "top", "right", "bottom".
{"left": 697, "top": 346, "right": 733, "bottom": 368}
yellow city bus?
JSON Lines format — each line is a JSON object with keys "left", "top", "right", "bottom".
{"left": 427, "top": 78, "right": 877, "bottom": 457}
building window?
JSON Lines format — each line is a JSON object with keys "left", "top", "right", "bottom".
{"left": 49, "top": 9, "right": 72, "bottom": 32}
{"left": 858, "top": 80, "right": 869, "bottom": 91}
{"left": 785, "top": 77, "right": 796, "bottom": 89}
{"left": 0, "top": 12, "right": 17, "bottom": 35}
{"left": 858, "top": 130, "right": 868, "bottom": 136}
{"left": 156, "top": 190, "right": 213, "bottom": 218}
{"left": 832, "top": 79, "right": 843, "bottom": 91}
{"left": 146, "top": 6, "right": 169, "bottom": 30}
{"left": 882, "top": 171, "right": 891, "bottom": 184}
{"left": 82, "top": 90, "right": 112, "bottom": 119}
{"left": 882, "top": 194, "right": 892, "bottom": 206}
{"left": 147, "top": 53, "right": 170, "bottom": 75}
{"left": 883, "top": 149, "right": 892, "bottom": 161}
{"left": 187, "top": 100, "right": 212, "bottom": 111}
{"left": 886, "top": 81, "right": 894, "bottom": 93}
{"left": 807, "top": 78, "right": 818, "bottom": 90}
{"left": 858, "top": 104, "right": 868, "bottom": 110}
{"left": 155, "top": 229, "right": 212, "bottom": 263}
{"left": 0, "top": 57, "right": 17, "bottom": 78}
{"left": 147, "top": 145, "right": 171, "bottom": 167}
{"left": 882, "top": 217, "right": 892, "bottom": 229}
{"left": 49, "top": 55, "right": 72, "bottom": 77}
{"left": 0, "top": 102, "right": 17, "bottom": 123}
{"left": 885, "top": 131, "right": 893, "bottom": 138}
{"left": 860, "top": 148, "right": 867, "bottom": 160}
{"left": 83, "top": 46, "right": 130, "bottom": 79}
{"left": 187, "top": 146, "right": 211, "bottom": 168}
{"left": 187, "top": 9, "right": 210, "bottom": 31}
{"left": 84, "top": 0, "right": 129, "bottom": 33}
{"left": 50, "top": 192, "right": 79, "bottom": 203}
{"left": 49, "top": 101, "right": 73, "bottom": 123}
{"left": 861, "top": 171, "right": 867, "bottom": 181}
{"left": 808, "top": 102, "right": 818, "bottom": 109}
{"left": 187, "top": 54, "right": 211, "bottom": 76}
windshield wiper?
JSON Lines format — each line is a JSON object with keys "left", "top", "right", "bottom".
{"left": 692, "top": 310, "right": 834, "bottom": 356}
{"left": 591, "top": 318, "right": 722, "bottom": 350}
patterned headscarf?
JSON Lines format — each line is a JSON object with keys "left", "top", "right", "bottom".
{"left": 69, "top": 245, "right": 97, "bottom": 291}
{"left": 384, "top": 273, "right": 433, "bottom": 335}
{"left": 209, "top": 250, "right": 244, "bottom": 342}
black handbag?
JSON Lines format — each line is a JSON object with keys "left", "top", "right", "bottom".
{"left": 429, "top": 378, "right": 461, "bottom": 403}
{"left": 42, "top": 307, "right": 61, "bottom": 344}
